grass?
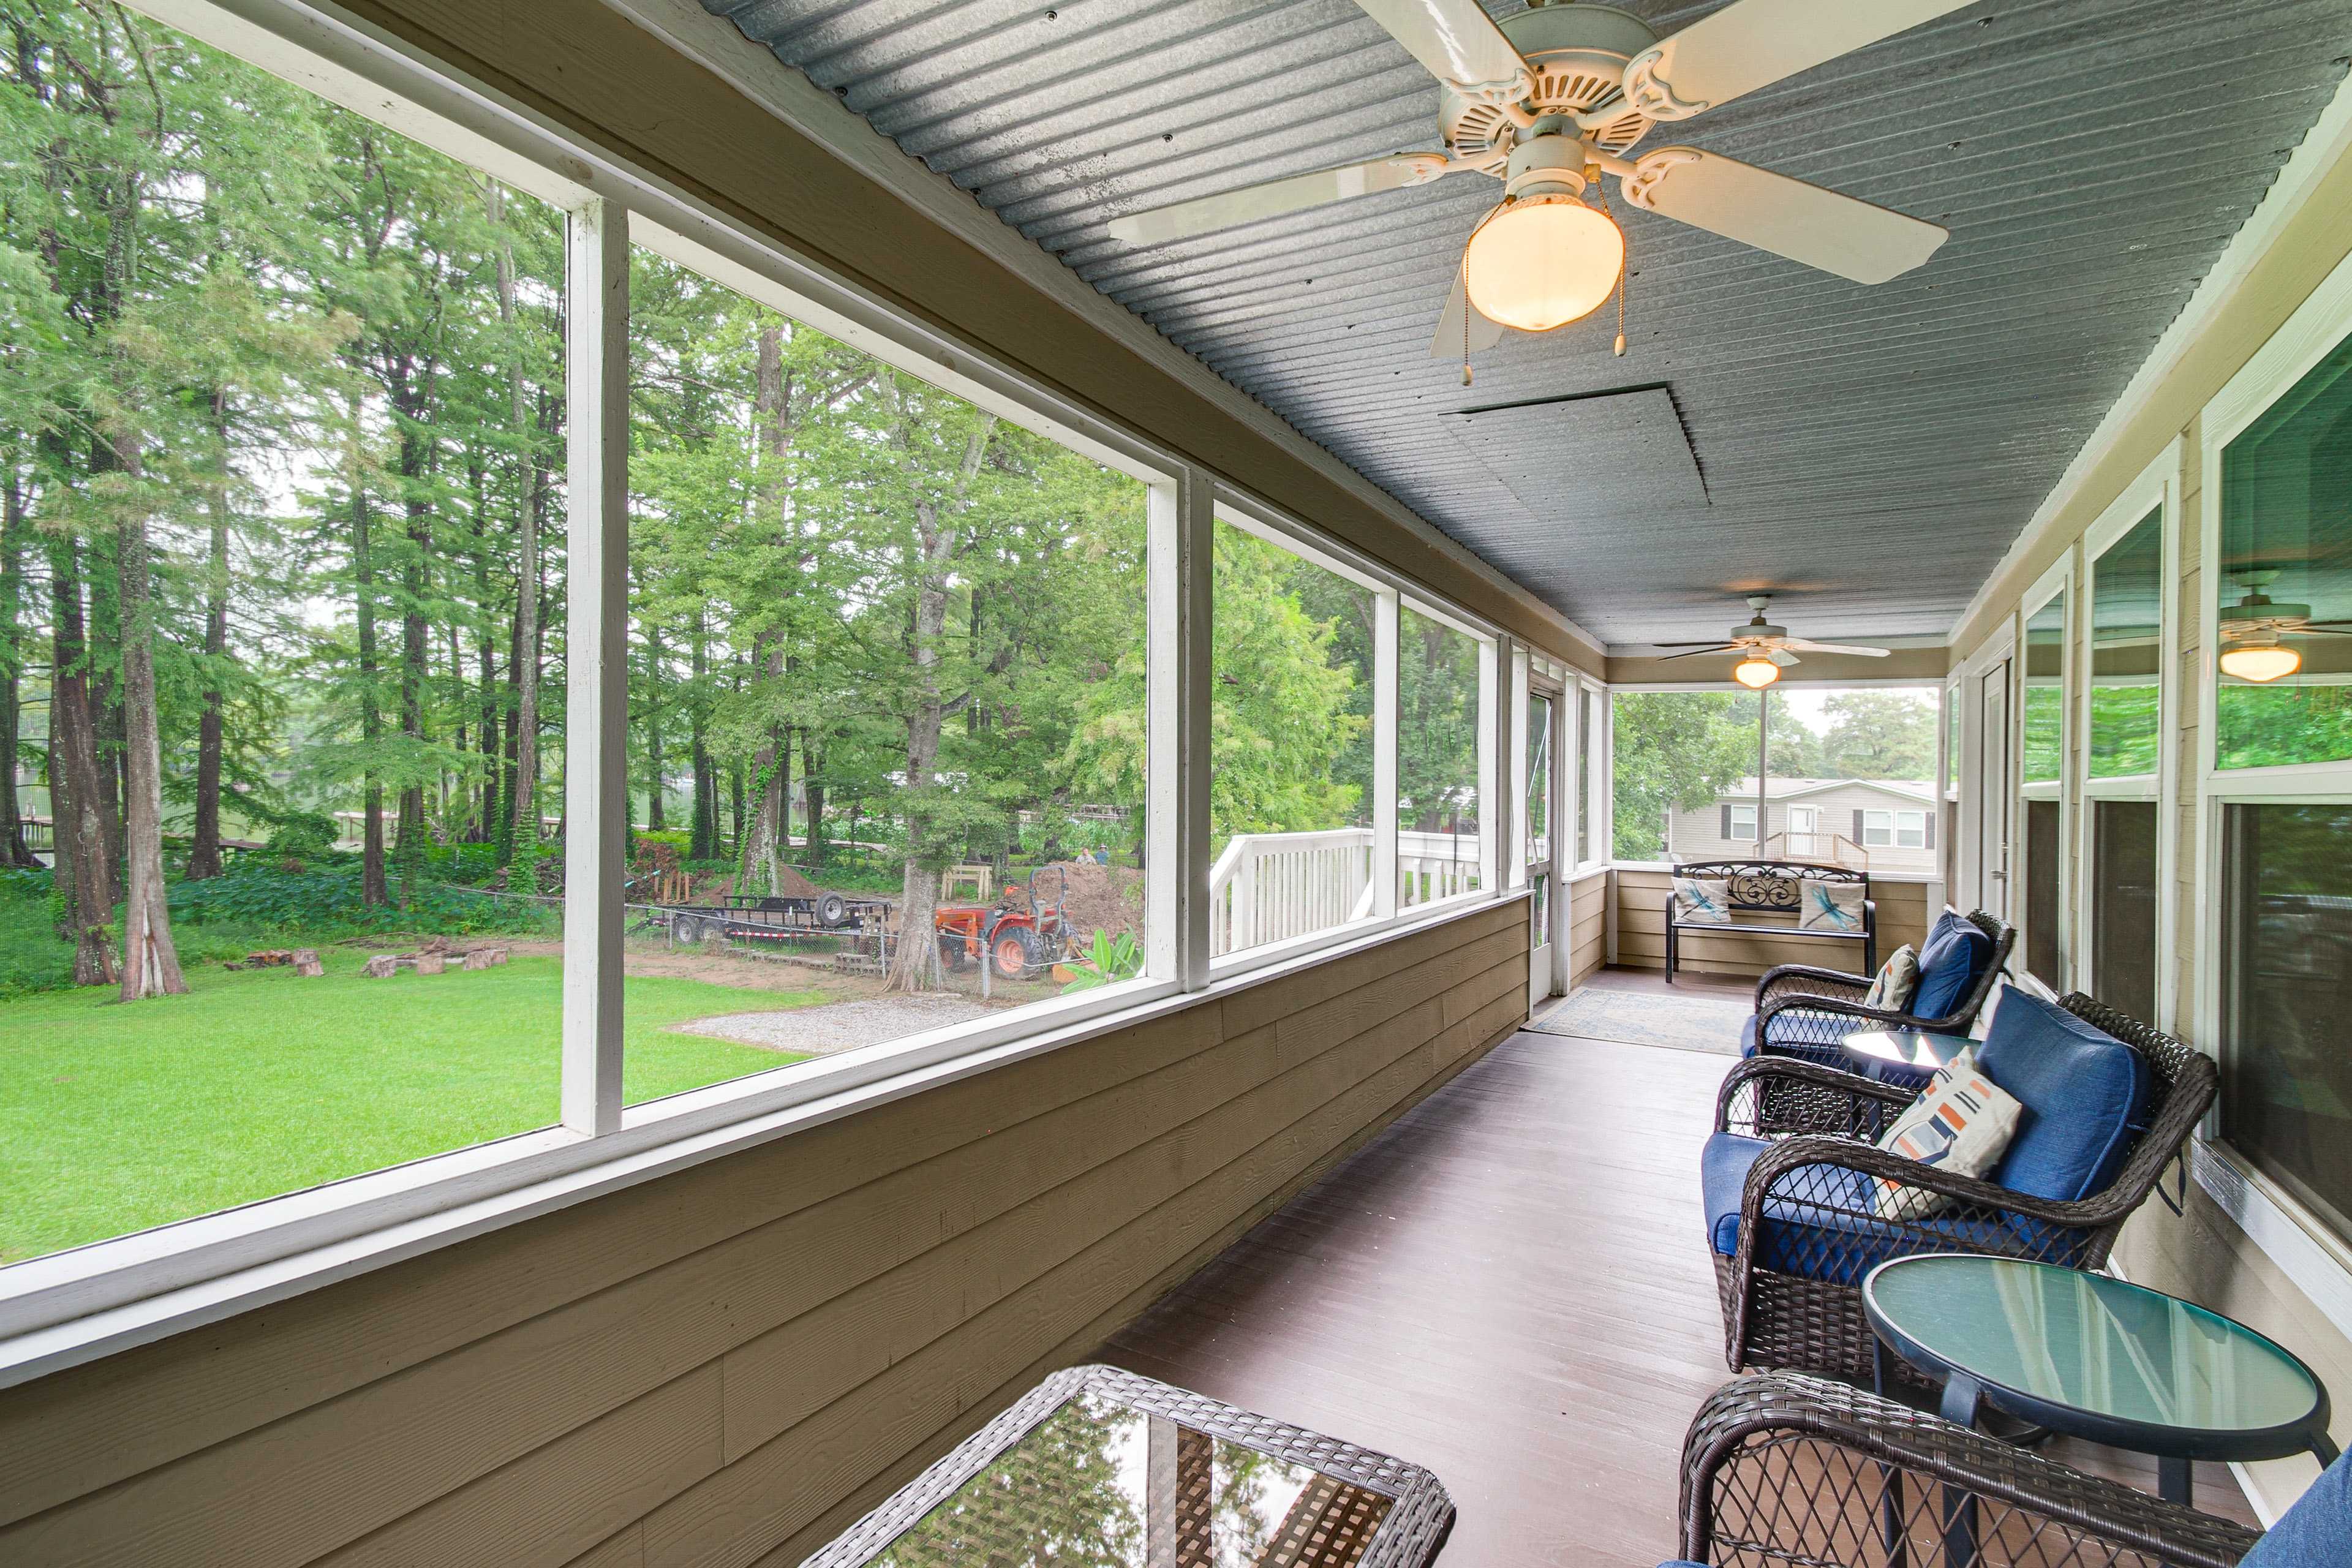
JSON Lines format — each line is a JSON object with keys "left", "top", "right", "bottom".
{"left": 0, "top": 951, "right": 821, "bottom": 1264}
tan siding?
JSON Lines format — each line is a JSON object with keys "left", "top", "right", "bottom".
{"left": 1566, "top": 873, "right": 1608, "bottom": 987}
{"left": 0, "top": 903, "right": 1529, "bottom": 1568}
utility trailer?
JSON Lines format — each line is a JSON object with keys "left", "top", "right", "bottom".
{"left": 652, "top": 891, "right": 888, "bottom": 947}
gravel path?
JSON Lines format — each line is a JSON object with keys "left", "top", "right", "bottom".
{"left": 676, "top": 993, "right": 1000, "bottom": 1055}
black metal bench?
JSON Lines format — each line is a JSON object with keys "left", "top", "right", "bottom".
{"left": 1664, "top": 860, "right": 1873, "bottom": 984}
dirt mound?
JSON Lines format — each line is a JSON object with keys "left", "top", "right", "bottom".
{"left": 1030, "top": 860, "right": 1143, "bottom": 943}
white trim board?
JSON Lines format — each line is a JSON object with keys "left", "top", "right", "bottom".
{"left": 1948, "top": 61, "right": 2352, "bottom": 657}
{"left": 597, "top": 0, "right": 1605, "bottom": 665}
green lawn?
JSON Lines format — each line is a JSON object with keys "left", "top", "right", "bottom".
{"left": 0, "top": 952, "right": 817, "bottom": 1263}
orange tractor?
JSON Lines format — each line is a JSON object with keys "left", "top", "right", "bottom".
{"left": 933, "top": 865, "right": 1071, "bottom": 979}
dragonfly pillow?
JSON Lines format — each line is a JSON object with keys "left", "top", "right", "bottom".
{"left": 1797, "top": 876, "right": 1866, "bottom": 933}
{"left": 1870, "top": 1047, "right": 2023, "bottom": 1221}
{"left": 1671, "top": 876, "right": 1733, "bottom": 925}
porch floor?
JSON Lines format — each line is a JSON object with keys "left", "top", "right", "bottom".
{"left": 1101, "top": 998, "right": 2258, "bottom": 1563}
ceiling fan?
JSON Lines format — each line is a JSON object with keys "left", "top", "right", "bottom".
{"left": 2218, "top": 568, "right": 2352, "bottom": 683}
{"left": 1105, "top": 0, "right": 1964, "bottom": 362}
{"left": 1651, "top": 595, "right": 1891, "bottom": 687}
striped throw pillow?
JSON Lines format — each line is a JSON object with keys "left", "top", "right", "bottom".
{"left": 1871, "top": 1047, "right": 2023, "bottom": 1221}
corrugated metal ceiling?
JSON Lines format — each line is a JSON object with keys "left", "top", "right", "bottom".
{"left": 708, "top": 0, "right": 2352, "bottom": 644}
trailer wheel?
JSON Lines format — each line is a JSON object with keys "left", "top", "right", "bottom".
{"left": 671, "top": 916, "right": 699, "bottom": 944}
{"left": 992, "top": 927, "right": 1041, "bottom": 979}
{"left": 937, "top": 932, "right": 972, "bottom": 972}
{"left": 816, "top": 892, "right": 848, "bottom": 927}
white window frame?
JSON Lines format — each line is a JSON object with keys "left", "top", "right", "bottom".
{"left": 1572, "top": 675, "right": 1611, "bottom": 869}
{"left": 2072, "top": 444, "right": 2180, "bottom": 1028}
{"left": 2016, "top": 554, "right": 2076, "bottom": 986}
{"left": 0, "top": 0, "right": 1551, "bottom": 1385}
{"left": 2187, "top": 241, "right": 2352, "bottom": 1336}
{"left": 1728, "top": 801, "right": 1760, "bottom": 842}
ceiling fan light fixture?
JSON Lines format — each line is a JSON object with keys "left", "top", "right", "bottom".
{"left": 1461, "top": 194, "right": 1624, "bottom": 332}
{"left": 2220, "top": 635, "right": 2301, "bottom": 684}
{"left": 1732, "top": 653, "right": 1781, "bottom": 689}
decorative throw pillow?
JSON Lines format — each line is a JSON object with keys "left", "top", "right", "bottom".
{"left": 1672, "top": 876, "right": 1733, "bottom": 925}
{"left": 1797, "top": 877, "right": 1865, "bottom": 932}
{"left": 1863, "top": 944, "right": 1920, "bottom": 1012}
{"left": 1871, "top": 1047, "right": 2024, "bottom": 1221}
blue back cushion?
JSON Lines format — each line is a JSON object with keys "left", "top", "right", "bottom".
{"left": 1911, "top": 912, "right": 1992, "bottom": 1019}
{"left": 1975, "top": 989, "right": 2150, "bottom": 1202}
{"left": 2241, "top": 1447, "right": 2352, "bottom": 1568}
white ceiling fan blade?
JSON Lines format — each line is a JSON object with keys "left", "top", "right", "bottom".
{"left": 1353, "top": 0, "right": 1529, "bottom": 96}
{"left": 1768, "top": 649, "right": 1800, "bottom": 667}
{"left": 1429, "top": 263, "right": 1508, "bottom": 359}
{"left": 1619, "top": 148, "right": 1947, "bottom": 285}
{"left": 1781, "top": 638, "right": 1892, "bottom": 657}
{"left": 1107, "top": 153, "right": 1450, "bottom": 244}
{"left": 1656, "top": 645, "right": 1741, "bottom": 661}
{"left": 1624, "top": 0, "right": 1976, "bottom": 122}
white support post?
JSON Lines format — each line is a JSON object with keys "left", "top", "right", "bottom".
{"left": 561, "top": 197, "right": 629, "bottom": 1137}
{"left": 1148, "top": 472, "right": 1213, "bottom": 989}
{"left": 1508, "top": 647, "right": 1531, "bottom": 886}
{"left": 1479, "top": 636, "right": 1503, "bottom": 895}
{"left": 1373, "top": 591, "right": 1400, "bottom": 920}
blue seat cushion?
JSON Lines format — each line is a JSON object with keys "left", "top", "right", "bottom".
{"left": 1738, "top": 1014, "right": 1760, "bottom": 1057}
{"left": 2244, "top": 1449, "right": 2352, "bottom": 1567}
{"left": 1910, "top": 912, "right": 1993, "bottom": 1019}
{"left": 1701, "top": 1133, "right": 2026, "bottom": 1286}
{"left": 1975, "top": 989, "right": 2150, "bottom": 1204}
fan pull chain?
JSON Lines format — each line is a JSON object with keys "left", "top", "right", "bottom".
{"left": 1460, "top": 257, "right": 1473, "bottom": 386}
{"left": 1592, "top": 164, "right": 1629, "bottom": 357}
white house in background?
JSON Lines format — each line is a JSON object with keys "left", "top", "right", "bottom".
{"left": 1662, "top": 777, "right": 1939, "bottom": 872}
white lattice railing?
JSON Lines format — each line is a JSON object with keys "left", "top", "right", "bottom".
{"left": 1207, "top": 827, "right": 1479, "bottom": 957}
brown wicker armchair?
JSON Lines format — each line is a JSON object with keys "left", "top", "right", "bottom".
{"left": 1678, "top": 1371, "right": 2261, "bottom": 1568}
{"left": 1709, "top": 994, "right": 2216, "bottom": 1385}
{"left": 1746, "top": 911, "right": 2017, "bottom": 1083}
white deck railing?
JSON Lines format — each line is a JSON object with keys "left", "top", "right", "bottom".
{"left": 1207, "top": 827, "right": 1480, "bottom": 957}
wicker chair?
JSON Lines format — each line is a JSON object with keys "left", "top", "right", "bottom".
{"left": 1708, "top": 993, "right": 2217, "bottom": 1385}
{"left": 1746, "top": 910, "right": 2017, "bottom": 1079}
{"left": 1676, "top": 1371, "right": 2263, "bottom": 1568}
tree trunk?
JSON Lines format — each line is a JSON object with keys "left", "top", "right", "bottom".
{"left": 116, "top": 471, "right": 187, "bottom": 1000}
{"left": 86, "top": 527, "right": 126, "bottom": 906}
{"left": 642, "top": 617, "right": 666, "bottom": 832}
{"left": 48, "top": 543, "right": 115, "bottom": 986}
{"left": 187, "top": 392, "right": 232, "bottom": 880}
{"left": 738, "top": 642, "right": 788, "bottom": 895}
{"left": 688, "top": 617, "right": 717, "bottom": 862}
{"left": 497, "top": 187, "right": 545, "bottom": 876}
{"left": 799, "top": 730, "right": 827, "bottom": 870}
{"left": 886, "top": 409, "right": 992, "bottom": 993}
{"left": 353, "top": 453, "right": 387, "bottom": 907}
{"left": 0, "top": 465, "right": 36, "bottom": 868}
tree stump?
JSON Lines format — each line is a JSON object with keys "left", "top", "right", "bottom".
{"left": 413, "top": 952, "right": 445, "bottom": 976}
{"left": 462, "top": 946, "right": 509, "bottom": 970}
{"left": 362, "top": 955, "right": 399, "bottom": 978}
{"left": 293, "top": 949, "right": 324, "bottom": 978}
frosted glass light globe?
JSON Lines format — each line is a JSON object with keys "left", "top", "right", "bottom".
{"left": 1733, "top": 655, "right": 1782, "bottom": 689}
{"left": 2219, "top": 639, "right": 2301, "bottom": 683}
{"left": 1462, "top": 195, "right": 1625, "bottom": 333}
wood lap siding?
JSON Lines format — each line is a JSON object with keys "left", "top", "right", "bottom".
{"left": 1610, "top": 869, "right": 1933, "bottom": 979}
{"left": 0, "top": 902, "right": 1530, "bottom": 1568}
{"left": 1567, "top": 873, "right": 1607, "bottom": 987}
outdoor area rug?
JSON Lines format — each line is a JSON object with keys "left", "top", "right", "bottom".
{"left": 1529, "top": 986, "right": 1749, "bottom": 1056}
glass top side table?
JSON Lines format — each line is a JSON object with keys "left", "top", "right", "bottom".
{"left": 1838, "top": 1028, "right": 1974, "bottom": 1089}
{"left": 797, "top": 1364, "right": 1455, "bottom": 1567}
{"left": 1864, "top": 1254, "right": 2338, "bottom": 1507}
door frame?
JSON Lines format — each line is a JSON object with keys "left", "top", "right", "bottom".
{"left": 2016, "top": 553, "right": 2076, "bottom": 986}
{"left": 1960, "top": 627, "right": 2018, "bottom": 919}
{"left": 1525, "top": 668, "right": 1566, "bottom": 1005}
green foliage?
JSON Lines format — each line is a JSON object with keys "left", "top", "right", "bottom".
{"left": 2021, "top": 686, "right": 2065, "bottom": 783}
{"left": 2089, "top": 685, "right": 2163, "bottom": 777}
{"left": 0, "top": 872, "right": 74, "bottom": 998}
{"left": 1398, "top": 607, "right": 1480, "bottom": 837}
{"left": 167, "top": 860, "right": 548, "bottom": 936}
{"left": 1611, "top": 690, "right": 1758, "bottom": 859}
{"left": 1059, "top": 928, "right": 1142, "bottom": 993}
{"left": 262, "top": 812, "right": 341, "bottom": 858}
{"left": 2217, "top": 684, "right": 2352, "bottom": 771}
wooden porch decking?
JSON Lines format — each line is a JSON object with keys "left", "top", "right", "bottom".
{"left": 1101, "top": 992, "right": 2258, "bottom": 1564}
